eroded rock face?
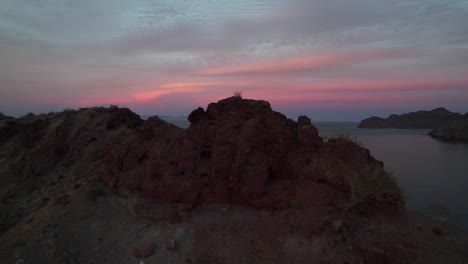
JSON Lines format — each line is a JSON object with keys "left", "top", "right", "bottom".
{"left": 103, "top": 97, "right": 384, "bottom": 209}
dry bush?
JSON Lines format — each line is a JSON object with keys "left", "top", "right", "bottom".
{"left": 351, "top": 165, "right": 403, "bottom": 203}
{"left": 233, "top": 91, "right": 242, "bottom": 98}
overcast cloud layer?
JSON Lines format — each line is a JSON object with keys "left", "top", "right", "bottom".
{"left": 1, "top": 0, "right": 468, "bottom": 120}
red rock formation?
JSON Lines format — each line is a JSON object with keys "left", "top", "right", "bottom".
{"left": 103, "top": 97, "right": 385, "bottom": 210}
{"left": 0, "top": 97, "right": 395, "bottom": 213}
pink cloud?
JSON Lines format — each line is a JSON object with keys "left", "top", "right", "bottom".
{"left": 282, "top": 79, "right": 468, "bottom": 93}
{"left": 39, "top": 77, "right": 467, "bottom": 113}
{"left": 198, "top": 48, "right": 421, "bottom": 76}
{"left": 52, "top": 81, "right": 254, "bottom": 107}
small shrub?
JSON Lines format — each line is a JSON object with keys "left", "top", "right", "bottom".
{"left": 233, "top": 91, "right": 242, "bottom": 98}
{"left": 350, "top": 165, "right": 403, "bottom": 203}
{"left": 428, "top": 203, "right": 450, "bottom": 221}
{"left": 335, "top": 134, "right": 363, "bottom": 147}
{"left": 86, "top": 185, "right": 107, "bottom": 203}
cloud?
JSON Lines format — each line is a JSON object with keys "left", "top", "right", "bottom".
{"left": 1, "top": 0, "right": 468, "bottom": 119}
{"left": 285, "top": 79, "right": 468, "bottom": 93}
{"left": 198, "top": 48, "right": 422, "bottom": 76}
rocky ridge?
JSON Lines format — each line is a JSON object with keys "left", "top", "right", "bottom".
{"left": 0, "top": 97, "right": 466, "bottom": 263}
{"left": 358, "top": 108, "right": 462, "bottom": 129}
{"left": 104, "top": 97, "right": 388, "bottom": 210}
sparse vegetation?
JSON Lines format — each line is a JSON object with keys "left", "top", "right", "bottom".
{"left": 233, "top": 91, "right": 242, "bottom": 98}
{"left": 429, "top": 203, "right": 450, "bottom": 221}
{"left": 335, "top": 134, "right": 363, "bottom": 147}
{"left": 350, "top": 165, "right": 403, "bottom": 203}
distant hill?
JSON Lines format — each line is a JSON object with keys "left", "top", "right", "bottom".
{"left": 0, "top": 112, "right": 13, "bottom": 121}
{"left": 358, "top": 108, "right": 462, "bottom": 129}
{"left": 430, "top": 113, "right": 468, "bottom": 142}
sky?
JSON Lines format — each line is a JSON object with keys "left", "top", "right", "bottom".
{"left": 1, "top": 0, "right": 468, "bottom": 121}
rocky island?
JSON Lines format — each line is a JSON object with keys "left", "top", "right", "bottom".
{"left": 1, "top": 97, "right": 467, "bottom": 263}
{"left": 429, "top": 113, "right": 468, "bottom": 142}
{"left": 358, "top": 108, "right": 462, "bottom": 129}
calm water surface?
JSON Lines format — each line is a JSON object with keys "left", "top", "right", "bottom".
{"left": 160, "top": 117, "right": 468, "bottom": 231}
{"left": 317, "top": 122, "right": 468, "bottom": 231}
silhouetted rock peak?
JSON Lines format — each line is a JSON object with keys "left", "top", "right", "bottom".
{"left": 188, "top": 96, "right": 272, "bottom": 124}
{"left": 431, "top": 107, "right": 450, "bottom": 113}
{"left": 358, "top": 108, "right": 462, "bottom": 129}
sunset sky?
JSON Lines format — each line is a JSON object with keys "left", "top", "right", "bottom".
{"left": 1, "top": 0, "right": 468, "bottom": 120}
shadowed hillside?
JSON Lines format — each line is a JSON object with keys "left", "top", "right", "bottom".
{"left": 0, "top": 98, "right": 467, "bottom": 263}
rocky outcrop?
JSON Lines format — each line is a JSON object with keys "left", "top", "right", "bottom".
{"left": 0, "top": 106, "right": 142, "bottom": 232}
{"left": 1, "top": 97, "right": 396, "bottom": 214}
{"left": 358, "top": 108, "right": 462, "bottom": 129}
{"left": 429, "top": 113, "right": 468, "bottom": 142}
{"left": 103, "top": 97, "right": 390, "bottom": 210}
{"left": 2, "top": 97, "right": 467, "bottom": 264}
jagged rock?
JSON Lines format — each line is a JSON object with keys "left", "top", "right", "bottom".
{"left": 103, "top": 97, "right": 384, "bottom": 210}
{"left": 188, "top": 107, "right": 207, "bottom": 123}
{"left": 1, "top": 97, "right": 466, "bottom": 263}
{"left": 297, "top": 115, "right": 321, "bottom": 146}
{"left": 0, "top": 97, "right": 397, "bottom": 232}
{"left": 133, "top": 242, "right": 156, "bottom": 258}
